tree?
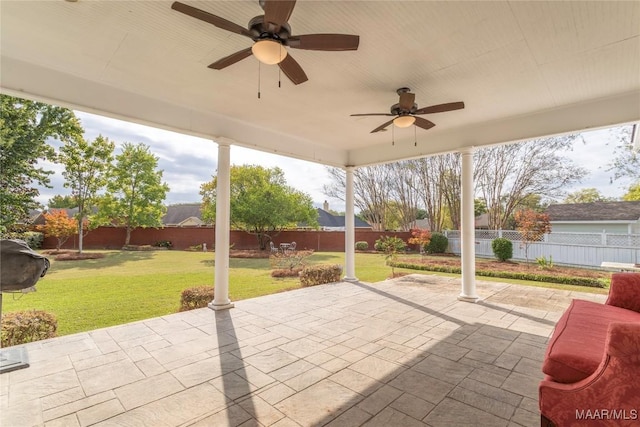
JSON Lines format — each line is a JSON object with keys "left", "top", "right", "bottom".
{"left": 37, "top": 210, "right": 78, "bottom": 251}
{"left": 59, "top": 135, "right": 114, "bottom": 253}
{"left": 0, "top": 94, "right": 83, "bottom": 232}
{"left": 607, "top": 125, "right": 639, "bottom": 184}
{"left": 324, "top": 165, "right": 392, "bottom": 231}
{"left": 475, "top": 135, "right": 587, "bottom": 229}
{"left": 99, "top": 143, "right": 169, "bottom": 246}
{"left": 47, "top": 194, "right": 77, "bottom": 209}
{"left": 408, "top": 228, "right": 432, "bottom": 254}
{"left": 622, "top": 182, "right": 640, "bottom": 201}
{"left": 564, "top": 188, "right": 615, "bottom": 204}
{"left": 201, "top": 165, "right": 317, "bottom": 249}
{"left": 515, "top": 209, "right": 551, "bottom": 264}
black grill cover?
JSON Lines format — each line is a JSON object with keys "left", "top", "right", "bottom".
{"left": 0, "top": 239, "right": 50, "bottom": 293}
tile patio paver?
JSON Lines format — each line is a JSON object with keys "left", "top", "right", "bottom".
{"left": 0, "top": 275, "right": 607, "bottom": 426}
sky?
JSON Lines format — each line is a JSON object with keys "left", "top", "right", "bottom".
{"left": 36, "top": 111, "right": 633, "bottom": 211}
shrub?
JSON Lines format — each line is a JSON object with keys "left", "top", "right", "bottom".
{"left": 491, "top": 238, "right": 513, "bottom": 262}
{"left": 179, "top": 286, "right": 214, "bottom": 311}
{"left": 1, "top": 310, "right": 58, "bottom": 347}
{"left": 300, "top": 264, "right": 342, "bottom": 287}
{"left": 2, "top": 231, "right": 44, "bottom": 249}
{"left": 355, "top": 241, "right": 369, "bottom": 251}
{"left": 154, "top": 240, "right": 173, "bottom": 248}
{"left": 536, "top": 255, "right": 554, "bottom": 270}
{"left": 374, "top": 236, "right": 407, "bottom": 253}
{"left": 425, "top": 232, "right": 448, "bottom": 254}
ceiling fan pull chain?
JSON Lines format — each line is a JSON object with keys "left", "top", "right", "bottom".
{"left": 258, "top": 62, "right": 261, "bottom": 99}
{"left": 414, "top": 125, "right": 417, "bottom": 147}
{"left": 392, "top": 125, "right": 395, "bottom": 146}
{"left": 278, "top": 45, "right": 282, "bottom": 88}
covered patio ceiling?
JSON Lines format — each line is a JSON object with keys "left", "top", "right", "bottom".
{"left": 1, "top": 1, "right": 639, "bottom": 168}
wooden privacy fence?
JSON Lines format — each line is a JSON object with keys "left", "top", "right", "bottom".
{"left": 42, "top": 226, "right": 412, "bottom": 253}
{"left": 444, "top": 230, "right": 640, "bottom": 268}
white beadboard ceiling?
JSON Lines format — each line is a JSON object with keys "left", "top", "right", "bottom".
{"left": 1, "top": 1, "right": 639, "bottom": 167}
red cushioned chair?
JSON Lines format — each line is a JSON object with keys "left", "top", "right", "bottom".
{"left": 539, "top": 273, "right": 640, "bottom": 427}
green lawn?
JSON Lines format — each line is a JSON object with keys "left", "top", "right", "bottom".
{"left": 2, "top": 250, "right": 606, "bottom": 337}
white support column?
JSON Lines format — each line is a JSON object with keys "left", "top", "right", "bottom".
{"left": 344, "top": 166, "right": 358, "bottom": 281}
{"left": 459, "top": 147, "right": 479, "bottom": 302}
{"left": 209, "top": 142, "right": 234, "bottom": 310}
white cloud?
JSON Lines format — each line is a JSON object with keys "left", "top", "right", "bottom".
{"left": 36, "top": 111, "right": 344, "bottom": 210}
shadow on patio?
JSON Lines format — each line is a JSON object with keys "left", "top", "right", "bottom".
{"left": 0, "top": 275, "right": 607, "bottom": 426}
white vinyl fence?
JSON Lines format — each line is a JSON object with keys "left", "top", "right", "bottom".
{"left": 443, "top": 230, "right": 640, "bottom": 268}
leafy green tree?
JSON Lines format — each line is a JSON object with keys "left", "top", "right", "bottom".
{"left": 59, "top": 135, "right": 114, "bottom": 253}
{"left": 622, "top": 182, "right": 640, "bottom": 201}
{"left": 201, "top": 165, "right": 318, "bottom": 249}
{"left": 47, "top": 194, "right": 77, "bottom": 209}
{"left": 99, "top": 143, "right": 169, "bottom": 246}
{"left": 564, "top": 188, "right": 615, "bottom": 203}
{"left": 474, "top": 199, "right": 488, "bottom": 218}
{"left": 0, "top": 95, "right": 82, "bottom": 232}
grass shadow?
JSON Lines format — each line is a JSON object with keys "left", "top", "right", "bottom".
{"left": 46, "top": 250, "right": 155, "bottom": 274}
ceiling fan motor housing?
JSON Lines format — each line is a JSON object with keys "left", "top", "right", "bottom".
{"left": 248, "top": 16, "right": 291, "bottom": 41}
{"left": 390, "top": 103, "right": 418, "bottom": 115}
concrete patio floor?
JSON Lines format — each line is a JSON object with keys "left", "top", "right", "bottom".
{"left": 1, "top": 274, "right": 607, "bottom": 427}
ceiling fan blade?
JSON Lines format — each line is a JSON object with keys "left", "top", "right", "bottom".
{"left": 371, "top": 119, "right": 396, "bottom": 133}
{"left": 278, "top": 54, "right": 308, "bottom": 85}
{"left": 288, "top": 34, "right": 360, "bottom": 51}
{"left": 208, "top": 48, "right": 253, "bottom": 70}
{"left": 414, "top": 101, "right": 465, "bottom": 115}
{"left": 414, "top": 117, "right": 436, "bottom": 131}
{"left": 171, "top": 2, "right": 252, "bottom": 38}
{"left": 350, "top": 113, "right": 395, "bottom": 117}
{"left": 263, "top": 0, "right": 296, "bottom": 32}
{"left": 399, "top": 92, "right": 415, "bottom": 110}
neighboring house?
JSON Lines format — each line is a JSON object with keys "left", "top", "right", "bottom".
{"left": 31, "top": 208, "right": 79, "bottom": 226}
{"left": 546, "top": 201, "right": 640, "bottom": 234}
{"left": 162, "top": 204, "right": 208, "bottom": 227}
{"left": 314, "top": 201, "right": 371, "bottom": 231}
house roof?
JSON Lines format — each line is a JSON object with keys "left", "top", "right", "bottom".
{"left": 1, "top": 2, "right": 638, "bottom": 169}
{"left": 317, "top": 209, "right": 370, "bottom": 229}
{"left": 546, "top": 201, "right": 640, "bottom": 222}
{"left": 32, "top": 208, "right": 79, "bottom": 225}
{"left": 162, "top": 204, "right": 206, "bottom": 226}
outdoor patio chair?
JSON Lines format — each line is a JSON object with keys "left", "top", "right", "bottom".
{"left": 287, "top": 241, "right": 297, "bottom": 252}
{"left": 269, "top": 241, "right": 278, "bottom": 253}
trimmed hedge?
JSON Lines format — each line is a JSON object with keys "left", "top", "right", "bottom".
{"left": 300, "top": 264, "right": 343, "bottom": 287}
{"left": 179, "top": 286, "right": 214, "bottom": 311}
{"left": 1, "top": 310, "right": 58, "bottom": 347}
{"left": 387, "top": 261, "right": 606, "bottom": 288}
{"left": 355, "top": 241, "right": 369, "bottom": 251}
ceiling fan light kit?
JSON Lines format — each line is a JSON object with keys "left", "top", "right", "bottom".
{"left": 393, "top": 115, "right": 415, "bottom": 128}
{"left": 251, "top": 39, "right": 287, "bottom": 65}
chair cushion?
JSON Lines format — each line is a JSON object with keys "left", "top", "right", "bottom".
{"left": 542, "top": 299, "right": 640, "bottom": 383}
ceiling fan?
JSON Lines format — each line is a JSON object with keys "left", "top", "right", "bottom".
{"left": 171, "top": 1, "right": 360, "bottom": 85}
{"left": 351, "top": 88, "right": 465, "bottom": 133}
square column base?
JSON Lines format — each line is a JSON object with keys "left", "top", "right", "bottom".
{"left": 458, "top": 295, "right": 480, "bottom": 303}
{"left": 208, "top": 302, "right": 234, "bottom": 311}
